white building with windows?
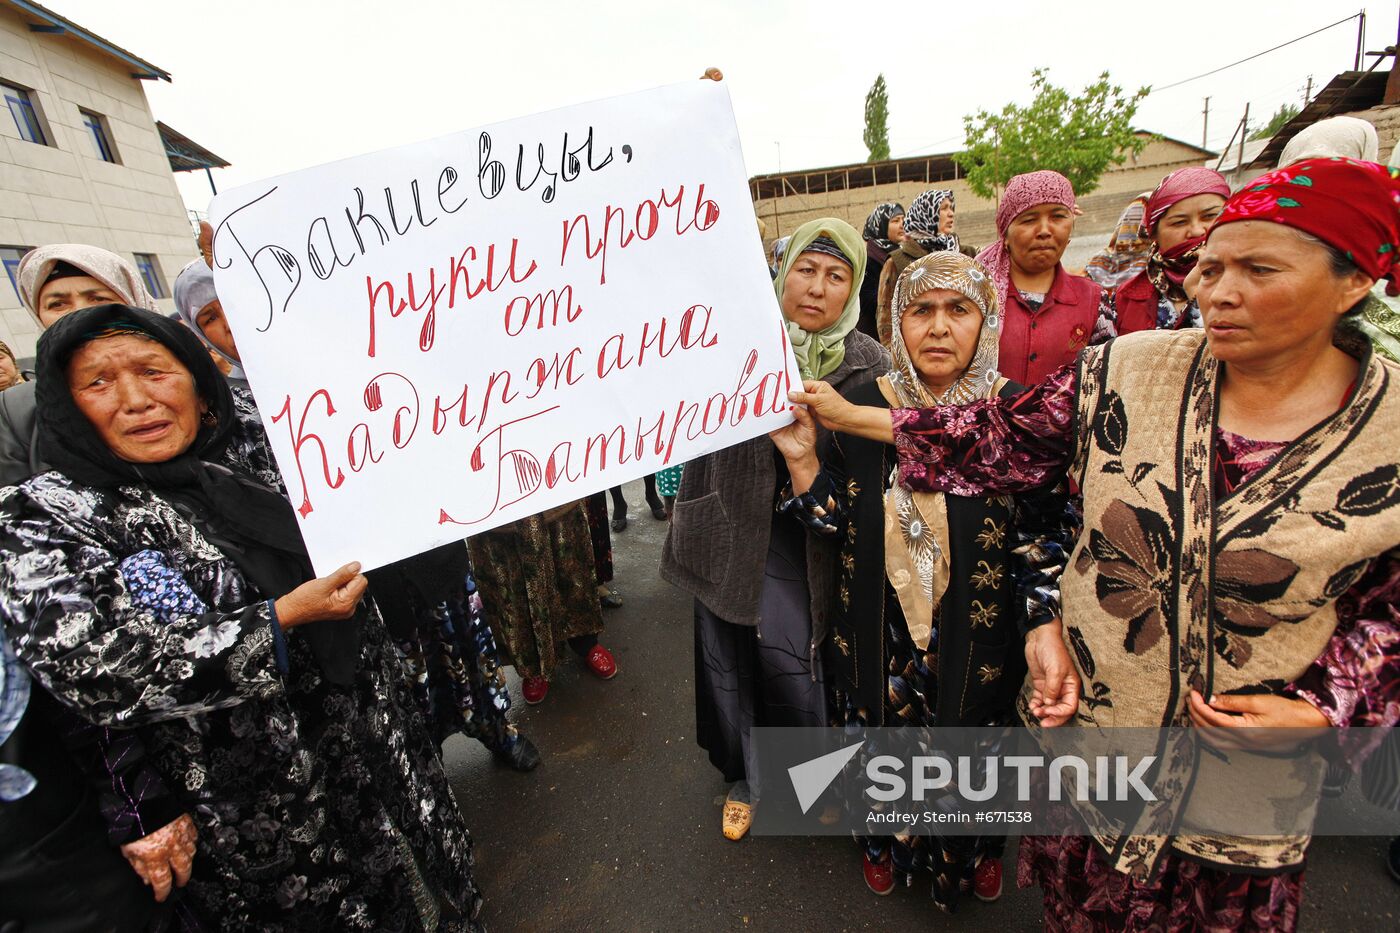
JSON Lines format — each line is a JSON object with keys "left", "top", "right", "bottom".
{"left": 0, "top": 1, "right": 220, "bottom": 358}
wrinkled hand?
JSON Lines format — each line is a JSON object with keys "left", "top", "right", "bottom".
{"left": 1188, "top": 689, "right": 1329, "bottom": 752}
{"left": 1025, "top": 623, "right": 1079, "bottom": 727}
{"left": 120, "top": 813, "right": 196, "bottom": 903}
{"left": 274, "top": 562, "right": 366, "bottom": 629}
{"left": 788, "top": 381, "right": 854, "bottom": 431}
{"left": 768, "top": 404, "right": 818, "bottom": 464}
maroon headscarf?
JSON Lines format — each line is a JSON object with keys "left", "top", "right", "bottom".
{"left": 974, "top": 170, "right": 1078, "bottom": 307}
{"left": 1143, "top": 167, "right": 1232, "bottom": 302}
{"left": 1143, "top": 167, "right": 1232, "bottom": 235}
{"left": 1213, "top": 157, "right": 1400, "bottom": 291}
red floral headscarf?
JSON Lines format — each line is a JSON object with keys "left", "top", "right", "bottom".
{"left": 1213, "top": 157, "right": 1400, "bottom": 289}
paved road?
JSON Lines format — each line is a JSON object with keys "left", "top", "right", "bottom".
{"left": 446, "top": 479, "right": 1400, "bottom": 932}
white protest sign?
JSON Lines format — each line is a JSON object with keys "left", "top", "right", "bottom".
{"left": 208, "top": 80, "right": 798, "bottom": 575}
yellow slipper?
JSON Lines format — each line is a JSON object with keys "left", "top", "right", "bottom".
{"left": 722, "top": 799, "right": 753, "bottom": 841}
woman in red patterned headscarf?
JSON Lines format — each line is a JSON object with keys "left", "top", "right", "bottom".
{"left": 1114, "top": 167, "right": 1232, "bottom": 334}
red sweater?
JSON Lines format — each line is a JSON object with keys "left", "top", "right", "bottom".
{"left": 998, "top": 265, "right": 1104, "bottom": 385}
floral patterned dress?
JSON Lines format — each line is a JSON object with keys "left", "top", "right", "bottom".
{"left": 0, "top": 406, "right": 483, "bottom": 931}
{"left": 890, "top": 364, "right": 1400, "bottom": 933}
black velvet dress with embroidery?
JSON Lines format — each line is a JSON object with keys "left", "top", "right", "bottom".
{"left": 822, "top": 380, "right": 1035, "bottom": 910}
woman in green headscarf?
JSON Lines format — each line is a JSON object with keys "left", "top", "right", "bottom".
{"left": 662, "top": 218, "right": 889, "bottom": 840}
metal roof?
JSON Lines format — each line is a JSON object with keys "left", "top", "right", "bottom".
{"left": 749, "top": 132, "right": 1215, "bottom": 201}
{"left": 1248, "top": 70, "right": 1389, "bottom": 169}
{"left": 5, "top": 1, "right": 171, "bottom": 81}
{"left": 157, "top": 121, "right": 230, "bottom": 172}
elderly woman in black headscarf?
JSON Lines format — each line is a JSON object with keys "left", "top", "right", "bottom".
{"left": 170, "top": 259, "right": 538, "bottom": 771}
{"left": 858, "top": 202, "right": 904, "bottom": 339}
{"left": 0, "top": 304, "right": 484, "bottom": 930}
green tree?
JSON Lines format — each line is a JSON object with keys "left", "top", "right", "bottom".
{"left": 864, "top": 74, "right": 891, "bottom": 162}
{"left": 953, "top": 69, "right": 1150, "bottom": 201}
{"left": 1250, "top": 103, "right": 1301, "bottom": 141}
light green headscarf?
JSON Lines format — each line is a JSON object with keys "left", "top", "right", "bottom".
{"left": 775, "top": 217, "right": 866, "bottom": 380}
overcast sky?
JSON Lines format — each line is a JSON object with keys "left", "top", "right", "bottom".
{"left": 52, "top": 0, "right": 1399, "bottom": 215}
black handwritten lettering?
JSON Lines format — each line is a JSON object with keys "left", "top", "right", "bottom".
{"left": 211, "top": 188, "right": 302, "bottom": 333}
{"left": 306, "top": 216, "right": 356, "bottom": 280}
{"left": 437, "top": 166, "right": 466, "bottom": 213}
{"left": 478, "top": 132, "right": 505, "bottom": 200}
{"left": 345, "top": 186, "right": 391, "bottom": 253}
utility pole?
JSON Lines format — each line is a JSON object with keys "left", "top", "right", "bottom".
{"left": 1356, "top": 8, "right": 1368, "bottom": 70}
{"left": 1202, "top": 96, "right": 1211, "bottom": 149}
{"left": 1302, "top": 75, "right": 1313, "bottom": 106}
{"left": 1237, "top": 102, "right": 1250, "bottom": 179}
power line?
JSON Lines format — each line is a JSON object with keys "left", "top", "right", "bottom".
{"left": 891, "top": 132, "right": 966, "bottom": 160}
{"left": 1148, "top": 12, "right": 1361, "bottom": 95}
{"left": 889, "top": 14, "right": 1358, "bottom": 161}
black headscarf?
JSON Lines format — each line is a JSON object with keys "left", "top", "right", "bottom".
{"left": 862, "top": 202, "right": 905, "bottom": 252}
{"left": 34, "top": 304, "right": 360, "bottom": 684}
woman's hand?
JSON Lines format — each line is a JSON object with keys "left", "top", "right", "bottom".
{"left": 787, "top": 382, "right": 895, "bottom": 443}
{"left": 788, "top": 381, "right": 854, "bottom": 430}
{"left": 1025, "top": 623, "right": 1080, "bottom": 727}
{"left": 1188, "top": 689, "right": 1329, "bottom": 751}
{"left": 769, "top": 405, "right": 821, "bottom": 494}
{"left": 274, "top": 562, "right": 367, "bottom": 629}
{"left": 197, "top": 220, "right": 215, "bottom": 268}
{"left": 768, "top": 404, "right": 818, "bottom": 463}
{"left": 119, "top": 813, "right": 197, "bottom": 903}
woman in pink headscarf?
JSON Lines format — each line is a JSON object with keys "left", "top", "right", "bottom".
{"left": 1114, "top": 167, "right": 1232, "bottom": 334}
{"left": 975, "top": 171, "right": 1114, "bottom": 384}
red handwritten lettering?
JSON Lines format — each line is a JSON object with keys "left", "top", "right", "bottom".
{"left": 503, "top": 285, "right": 582, "bottom": 337}
{"left": 270, "top": 390, "right": 345, "bottom": 518}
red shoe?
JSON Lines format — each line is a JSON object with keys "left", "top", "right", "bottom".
{"left": 973, "top": 857, "right": 1003, "bottom": 902}
{"left": 863, "top": 853, "right": 895, "bottom": 896}
{"left": 583, "top": 645, "right": 618, "bottom": 680}
{"left": 521, "top": 676, "right": 549, "bottom": 705}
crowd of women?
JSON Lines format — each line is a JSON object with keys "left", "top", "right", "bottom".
{"left": 0, "top": 105, "right": 1396, "bottom": 931}
{"left": 666, "top": 114, "right": 1400, "bottom": 930}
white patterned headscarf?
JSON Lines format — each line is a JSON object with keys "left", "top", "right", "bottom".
{"left": 16, "top": 244, "right": 159, "bottom": 325}
{"left": 879, "top": 251, "right": 1003, "bottom": 650}
{"left": 886, "top": 251, "right": 1002, "bottom": 407}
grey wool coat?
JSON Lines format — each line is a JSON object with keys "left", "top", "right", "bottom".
{"left": 660, "top": 329, "right": 889, "bottom": 642}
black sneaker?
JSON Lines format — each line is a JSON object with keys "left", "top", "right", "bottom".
{"left": 493, "top": 735, "right": 542, "bottom": 772}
